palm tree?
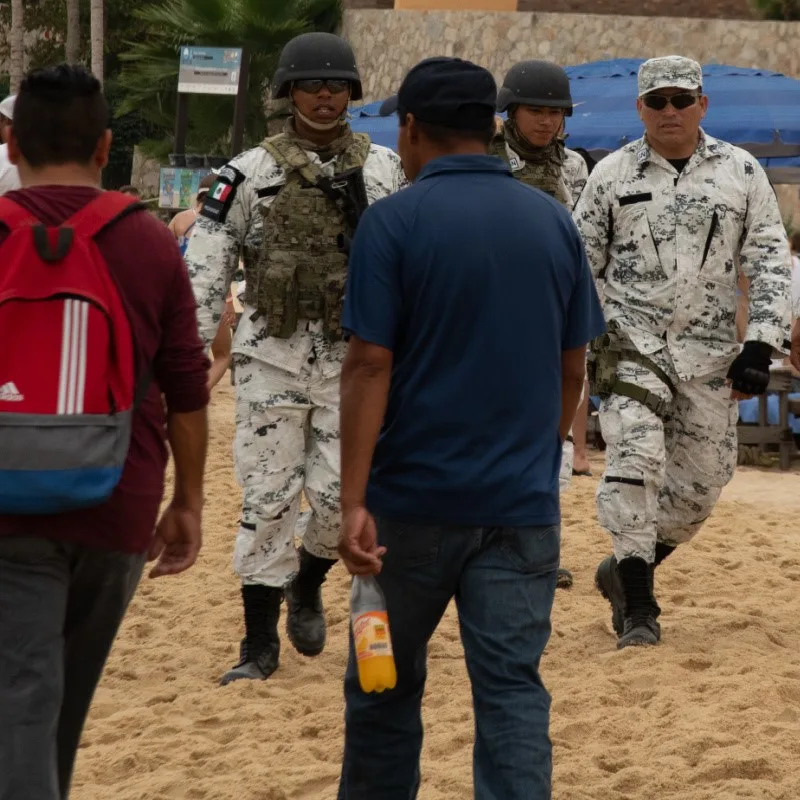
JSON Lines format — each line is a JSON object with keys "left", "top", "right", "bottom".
{"left": 117, "top": 0, "right": 342, "bottom": 158}
{"left": 66, "top": 0, "right": 81, "bottom": 64}
{"left": 9, "top": 0, "right": 24, "bottom": 93}
{"left": 91, "top": 0, "right": 104, "bottom": 84}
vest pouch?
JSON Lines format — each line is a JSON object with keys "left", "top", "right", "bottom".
{"left": 262, "top": 254, "right": 300, "bottom": 339}
{"left": 322, "top": 269, "right": 348, "bottom": 341}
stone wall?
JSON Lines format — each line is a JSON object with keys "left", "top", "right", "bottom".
{"left": 342, "top": 9, "right": 800, "bottom": 102}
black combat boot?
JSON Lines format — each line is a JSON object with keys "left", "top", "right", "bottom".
{"left": 219, "top": 585, "right": 282, "bottom": 686}
{"left": 595, "top": 555, "right": 625, "bottom": 636}
{"left": 284, "top": 546, "right": 337, "bottom": 656}
{"left": 596, "top": 543, "right": 676, "bottom": 637}
{"left": 616, "top": 556, "right": 661, "bottom": 649}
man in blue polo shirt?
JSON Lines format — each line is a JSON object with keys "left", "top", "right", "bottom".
{"left": 337, "top": 57, "right": 605, "bottom": 799}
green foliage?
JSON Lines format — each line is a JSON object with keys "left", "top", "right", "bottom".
{"left": 751, "top": 0, "right": 800, "bottom": 19}
{"left": 117, "top": 0, "right": 344, "bottom": 157}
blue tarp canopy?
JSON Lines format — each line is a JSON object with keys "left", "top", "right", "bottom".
{"left": 349, "top": 60, "right": 800, "bottom": 181}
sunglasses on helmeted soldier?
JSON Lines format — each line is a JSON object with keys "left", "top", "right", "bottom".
{"left": 642, "top": 92, "right": 700, "bottom": 111}
{"left": 293, "top": 79, "right": 350, "bottom": 95}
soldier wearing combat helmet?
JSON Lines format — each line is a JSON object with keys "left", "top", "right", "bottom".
{"left": 186, "top": 32, "right": 405, "bottom": 685}
{"left": 494, "top": 59, "right": 590, "bottom": 590}
{"left": 574, "top": 55, "right": 792, "bottom": 649}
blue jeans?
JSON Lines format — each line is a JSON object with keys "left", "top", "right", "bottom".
{"left": 338, "top": 519, "right": 559, "bottom": 800}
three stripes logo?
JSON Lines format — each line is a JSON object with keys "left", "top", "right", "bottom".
{"left": 58, "top": 298, "right": 89, "bottom": 415}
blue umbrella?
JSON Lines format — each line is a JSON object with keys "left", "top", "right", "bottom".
{"left": 349, "top": 59, "right": 800, "bottom": 178}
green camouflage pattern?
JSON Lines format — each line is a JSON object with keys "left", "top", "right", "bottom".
{"left": 247, "top": 131, "right": 371, "bottom": 340}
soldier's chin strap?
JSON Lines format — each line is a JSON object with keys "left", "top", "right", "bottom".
{"left": 293, "top": 107, "right": 346, "bottom": 132}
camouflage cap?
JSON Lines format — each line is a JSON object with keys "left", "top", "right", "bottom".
{"left": 637, "top": 56, "right": 702, "bottom": 97}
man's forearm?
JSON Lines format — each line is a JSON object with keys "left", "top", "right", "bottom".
{"left": 560, "top": 376, "right": 585, "bottom": 441}
{"left": 167, "top": 408, "right": 208, "bottom": 510}
{"left": 340, "top": 362, "right": 391, "bottom": 512}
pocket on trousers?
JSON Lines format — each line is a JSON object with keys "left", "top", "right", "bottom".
{"left": 376, "top": 518, "right": 440, "bottom": 568}
{"left": 499, "top": 526, "right": 560, "bottom": 575}
{"left": 597, "top": 474, "right": 649, "bottom": 533}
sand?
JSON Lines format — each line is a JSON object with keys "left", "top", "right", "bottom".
{"left": 72, "top": 378, "right": 800, "bottom": 800}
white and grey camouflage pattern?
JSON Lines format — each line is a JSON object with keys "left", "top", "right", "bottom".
{"left": 232, "top": 352, "right": 344, "bottom": 587}
{"left": 596, "top": 354, "right": 738, "bottom": 562}
{"left": 574, "top": 130, "right": 792, "bottom": 382}
{"left": 504, "top": 140, "right": 588, "bottom": 212}
{"left": 577, "top": 129, "right": 791, "bottom": 562}
{"left": 186, "top": 139, "right": 406, "bottom": 371}
{"left": 638, "top": 55, "right": 702, "bottom": 97}
{"left": 186, "top": 136, "right": 405, "bottom": 586}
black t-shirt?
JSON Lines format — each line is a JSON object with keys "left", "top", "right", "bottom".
{"left": 669, "top": 157, "right": 690, "bottom": 173}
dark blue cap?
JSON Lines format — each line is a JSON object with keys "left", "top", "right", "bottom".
{"left": 381, "top": 57, "right": 497, "bottom": 130}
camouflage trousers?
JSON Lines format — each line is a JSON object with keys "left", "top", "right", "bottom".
{"left": 597, "top": 358, "right": 738, "bottom": 563}
{"left": 232, "top": 351, "right": 344, "bottom": 587}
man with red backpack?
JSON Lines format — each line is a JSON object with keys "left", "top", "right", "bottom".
{"left": 0, "top": 65, "right": 210, "bottom": 800}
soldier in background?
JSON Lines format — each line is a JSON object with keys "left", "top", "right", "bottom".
{"left": 574, "top": 55, "right": 792, "bottom": 648}
{"left": 493, "top": 60, "right": 589, "bottom": 589}
{"left": 185, "top": 32, "right": 405, "bottom": 684}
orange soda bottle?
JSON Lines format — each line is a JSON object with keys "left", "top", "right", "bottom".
{"left": 351, "top": 575, "right": 397, "bottom": 693}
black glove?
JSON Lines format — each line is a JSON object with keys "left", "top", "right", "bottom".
{"left": 726, "top": 341, "right": 773, "bottom": 395}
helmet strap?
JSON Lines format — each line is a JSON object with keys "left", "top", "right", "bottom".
{"left": 290, "top": 82, "right": 352, "bottom": 132}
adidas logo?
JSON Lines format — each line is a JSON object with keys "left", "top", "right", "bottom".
{"left": 0, "top": 382, "right": 24, "bottom": 402}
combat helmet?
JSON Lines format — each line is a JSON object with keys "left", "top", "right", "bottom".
{"left": 496, "top": 60, "right": 573, "bottom": 116}
{"left": 272, "top": 32, "right": 362, "bottom": 101}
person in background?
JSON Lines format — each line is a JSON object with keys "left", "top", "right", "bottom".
{"left": 118, "top": 184, "right": 141, "bottom": 198}
{"left": 169, "top": 173, "right": 215, "bottom": 256}
{"left": 337, "top": 56, "right": 604, "bottom": 799}
{"left": 0, "top": 65, "right": 209, "bottom": 800}
{"left": 170, "top": 173, "right": 235, "bottom": 390}
{"left": 0, "top": 94, "right": 21, "bottom": 194}
{"left": 493, "top": 59, "right": 590, "bottom": 588}
{"left": 574, "top": 55, "right": 792, "bottom": 649}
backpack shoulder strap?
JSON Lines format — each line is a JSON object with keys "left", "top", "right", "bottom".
{"left": 0, "top": 196, "right": 39, "bottom": 231}
{"left": 65, "top": 191, "right": 144, "bottom": 239}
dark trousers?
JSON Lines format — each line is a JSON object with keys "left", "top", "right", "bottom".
{"left": 339, "top": 520, "right": 560, "bottom": 800}
{"left": 0, "top": 537, "right": 145, "bottom": 800}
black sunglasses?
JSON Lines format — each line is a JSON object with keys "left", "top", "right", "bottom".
{"left": 642, "top": 92, "right": 700, "bottom": 111}
{"left": 294, "top": 79, "right": 350, "bottom": 95}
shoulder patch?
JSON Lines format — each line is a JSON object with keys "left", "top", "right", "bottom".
{"left": 201, "top": 166, "right": 246, "bottom": 224}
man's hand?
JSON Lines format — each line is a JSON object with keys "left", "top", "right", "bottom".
{"left": 148, "top": 502, "right": 202, "bottom": 578}
{"left": 338, "top": 506, "right": 386, "bottom": 576}
{"left": 726, "top": 341, "right": 772, "bottom": 399}
{"left": 791, "top": 320, "right": 800, "bottom": 374}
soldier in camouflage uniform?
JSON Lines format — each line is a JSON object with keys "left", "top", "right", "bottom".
{"left": 574, "top": 56, "right": 792, "bottom": 648}
{"left": 495, "top": 60, "right": 589, "bottom": 589}
{"left": 185, "top": 32, "right": 406, "bottom": 684}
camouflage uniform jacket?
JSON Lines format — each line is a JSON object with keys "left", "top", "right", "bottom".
{"left": 502, "top": 140, "right": 589, "bottom": 211}
{"left": 573, "top": 130, "right": 792, "bottom": 381}
{"left": 186, "top": 140, "right": 406, "bottom": 376}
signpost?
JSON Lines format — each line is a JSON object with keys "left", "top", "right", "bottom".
{"left": 178, "top": 47, "right": 243, "bottom": 95}
{"left": 165, "top": 45, "right": 250, "bottom": 210}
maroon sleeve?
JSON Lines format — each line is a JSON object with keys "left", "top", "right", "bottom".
{"left": 154, "top": 251, "right": 211, "bottom": 414}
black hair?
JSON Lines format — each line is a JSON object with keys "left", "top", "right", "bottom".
{"left": 791, "top": 231, "right": 800, "bottom": 252}
{"left": 398, "top": 110, "right": 494, "bottom": 148}
{"left": 118, "top": 185, "right": 140, "bottom": 197}
{"left": 13, "top": 64, "right": 109, "bottom": 168}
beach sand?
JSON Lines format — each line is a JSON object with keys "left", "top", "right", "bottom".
{"left": 72, "top": 378, "right": 800, "bottom": 800}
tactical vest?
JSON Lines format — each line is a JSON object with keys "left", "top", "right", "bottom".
{"left": 490, "top": 138, "right": 570, "bottom": 207}
{"left": 246, "top": 131, "right": 371, "bottom": 340}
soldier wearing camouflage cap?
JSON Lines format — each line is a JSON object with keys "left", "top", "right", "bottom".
{"left": 493, "top": 59, "right": 591, "bottom": 590}
{"left": 186, "top": 32, "right": 406, "bottom": 685}
{"left": 574, "top": 55, "right": 792, "bottom": 648}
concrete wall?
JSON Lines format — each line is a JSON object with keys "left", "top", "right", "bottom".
{"left": 342, "top": 9, "right": 800, "bottom": 102}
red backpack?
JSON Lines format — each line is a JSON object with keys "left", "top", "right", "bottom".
{"left": 0, "top": 192, "right": 143, "bottom": 514}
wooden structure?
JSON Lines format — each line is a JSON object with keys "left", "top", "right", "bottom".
{"left": 737, "top": 367, "right": 798, "bottom": 471}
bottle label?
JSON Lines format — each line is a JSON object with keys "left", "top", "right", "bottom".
{"left": 353, "top": 611, "right": 393, "bottom": 662}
